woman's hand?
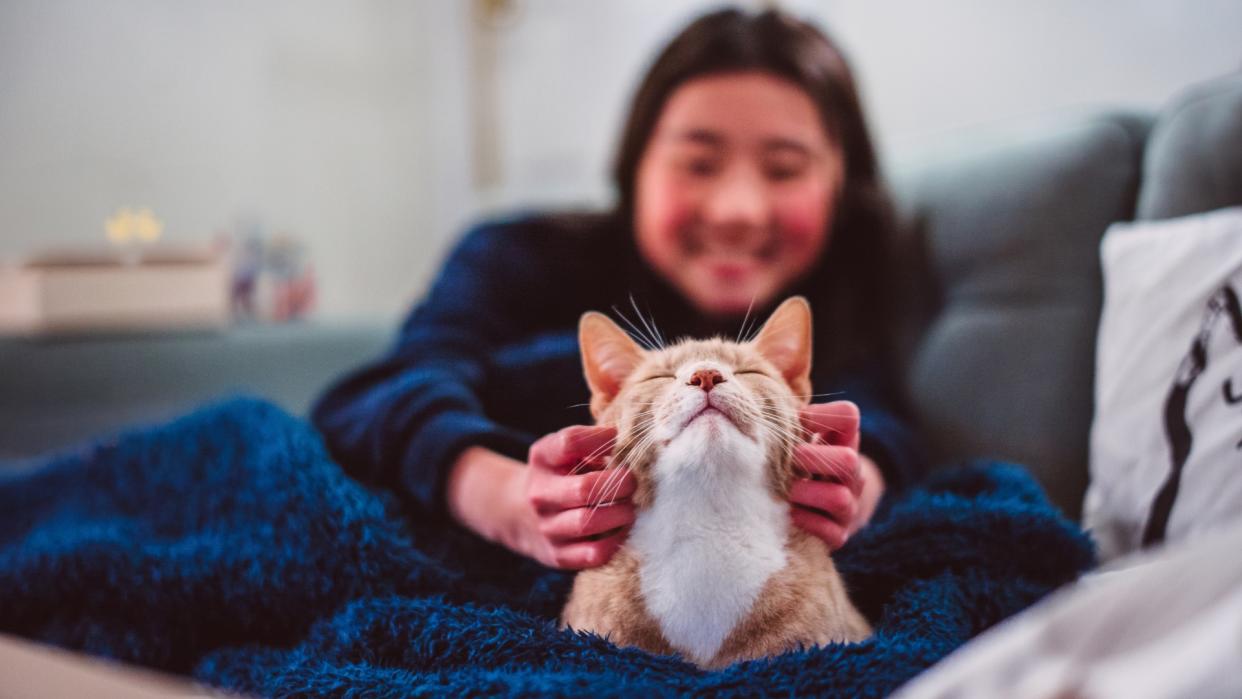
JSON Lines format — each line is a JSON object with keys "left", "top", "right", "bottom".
{"left": 447, "top": 425, "right": 636, "bottom": 570}
{"left": 519, "top": 425, "right": 637, "bottom": 569}
{"left": 790, "top": 400, "right": 885, "bottom": 550}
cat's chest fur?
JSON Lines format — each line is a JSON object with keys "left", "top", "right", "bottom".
{"left": 559, "top": 418, "right": 873, "bottom": 668}
{"left": 627, "top": 427, "right": 789, "bottom": 666}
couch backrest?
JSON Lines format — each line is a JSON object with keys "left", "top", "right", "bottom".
{"left": 1137, "top": 72, "right": 1242, "bottom": 220}
{"left": 892, "top": 112, "right": 1151, "bottom": 518}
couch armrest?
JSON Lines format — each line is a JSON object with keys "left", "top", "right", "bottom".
{"left": 0, "top": 322, "right": 390, "bottom": 459}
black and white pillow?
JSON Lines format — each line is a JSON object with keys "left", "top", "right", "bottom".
{"left": 1086, "top": 207, "right": 1242, "bottom": 560}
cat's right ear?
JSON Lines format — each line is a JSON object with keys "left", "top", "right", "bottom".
{"left": 579, "top": 312, "right": 643, "bottom": 416}
{"left": 752, "top": 296, "right": 813, "bottom": 402}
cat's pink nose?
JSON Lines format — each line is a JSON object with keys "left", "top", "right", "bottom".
{"left": 688, "top": 368, "right": 725, "bottom": 392}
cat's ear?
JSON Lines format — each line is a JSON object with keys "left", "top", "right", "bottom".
{"left": 752, "top": 296, "right": 813, "bottom": 403}
{"left": 579, "top": 311, "right": 644, "bottom": 416}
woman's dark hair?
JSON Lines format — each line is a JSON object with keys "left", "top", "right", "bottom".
{"left": 610, "top": 7, "right": 898, "bottom": 375}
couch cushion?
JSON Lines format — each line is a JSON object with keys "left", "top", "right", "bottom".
{"left": 1137, "top": 72, "right": 1242, "bottom": 220}
{"left": 892, "top": 111, "right": 1150, "bottom": 518}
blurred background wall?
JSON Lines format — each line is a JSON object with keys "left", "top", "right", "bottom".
{"left": 1, "top": 0, "right": 1240, "bottom": 319}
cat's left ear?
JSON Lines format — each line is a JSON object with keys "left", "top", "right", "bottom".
{"left": 579, "top": 311, "right": 644, "bottom": 417}
{"left": 751, "top": 296, "right": 813, "bottom": 403}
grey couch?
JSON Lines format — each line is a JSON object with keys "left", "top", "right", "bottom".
{"left": 3, "top": 73, "right": 1240, "bottom": 520}
{"left": 894, "top": 72, "right": 1241, "bottom": 517}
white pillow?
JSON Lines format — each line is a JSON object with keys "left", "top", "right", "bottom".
{"left": 1086, "top": 206, "right": 1242, "bottom": 561}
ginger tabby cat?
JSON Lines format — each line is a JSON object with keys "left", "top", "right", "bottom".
{"left": 561, "top": 297, "right": 870, "bottom": 669}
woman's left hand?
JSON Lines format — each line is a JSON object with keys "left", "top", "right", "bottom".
{"left": 790, "top": 400, "right": 885, "bottom": 550}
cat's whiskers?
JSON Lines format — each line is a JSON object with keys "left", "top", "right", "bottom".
{"left": 570, "top": 435, "right": 622, "bottom": 476}
{"left": 742, "top": 313, "right": 802, "bottom": 344}
{"left": 788, "top": 391, "right": 847, "bottom": 401}
{"left": 593, "top": 459, "right": 639, "bottom": 515}
{"left": 610, "top": 294, "right": 668, "bottom": 351}
{"left": 794, "top": 446, "right": 858, "bottom": 482}
{"left": 748, "top": 410, "right": 803, "bottom": 456}
{"left": 611, "top": 307, "right": 661, "bottom": 351}
{"left": 580, "top": 412, "right": 654, "bottom": 487}
{"left": 755, "top": 406, "right": 852, "bottom": 441}
{"left": 749, "top": 406, "right": 797, "bottom": 430}
{"left": 603, "top": 427, "right": 665, "bottom": 504}
{"left": 572, "top": 407, "right": 657, "bottom": 469}
{"left": 607, "top": 418, "right": 658, "bottom": 482}
{"left": 750, "top": 403, "right": 799, "bottom": 423}
{"left": 757, "top": 410, "right": 857, "bottom": 480}
{"left": 790, "top": 417, "right": 852, "bottom": 442}
{"left": 629, "top": 294, "right": 667, "bottom": 349}
{"left": 578, "top": 306, "right": 821, "bottom": 525}
{"left": 758, "top": 311, "right": 808, "bottom": 336}
{"left": 583, "top": 417, "right": 659, "bottom": 523}
{"left": 736, "top": 292, "right": 759, "bottom": 343}
{"left": 752, "top": 407, "right": 804, "bottom": 429}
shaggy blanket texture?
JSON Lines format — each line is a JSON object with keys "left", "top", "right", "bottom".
{"left": 0, "top": 398, "right": 1093, "bottom": 698}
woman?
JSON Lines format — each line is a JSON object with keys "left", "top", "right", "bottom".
{"left": 312, "top": 7, "right": 921, "bottom": 571}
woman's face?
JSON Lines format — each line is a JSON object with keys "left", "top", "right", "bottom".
{"left": 634, "top": 71, "right": 844, "bottom": 317}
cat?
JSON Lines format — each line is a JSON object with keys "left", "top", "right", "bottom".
{"left": 560, "top": 296, "right": 871, "bottom": 669}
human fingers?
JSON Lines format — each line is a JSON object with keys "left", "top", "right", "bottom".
{"left": 528, "top": 467, "right": 636, "bottom": 513}
{"left": 799, "top": 400, "right": 860, "bottom": 449}
{"left": 547, "top": 530, "right": 629, "bottom": 570}
{"left": 790, "top": 506, "right": 849, "bottom": 551}
{"left": 794, "top": 443, "right": 861, "bottom": 494}
{"left": 789, "top": 478, "right": 858, "bottom": 527}
{"left": 529, "top": 425, "right": 618, "bottom": 473}
{"left": 539, "top": 502, "right": 636, "bottom": 542}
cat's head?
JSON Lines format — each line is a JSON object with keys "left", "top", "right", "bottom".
{"left": 578, "top": 296, "right": 813, "bottom": 507}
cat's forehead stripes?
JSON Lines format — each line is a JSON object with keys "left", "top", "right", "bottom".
{"left": 638, "top": 338, "right": 761, "bottom": 374}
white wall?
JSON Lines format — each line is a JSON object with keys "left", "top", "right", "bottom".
{"left": 483, "top": 0, "right": 1242, "bottom": 209}
{"left": 2, "top": 1, "right": 1240, "bottom": 319}
{"left": 0, "top": 0, "right": 473, "bottom": 319}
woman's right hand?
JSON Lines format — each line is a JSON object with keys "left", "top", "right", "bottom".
{"left": 447, "top": 425, "right": 636, "bottom": 570}
{"left": 517, "top": 425, "right": 636, "bottom": 569}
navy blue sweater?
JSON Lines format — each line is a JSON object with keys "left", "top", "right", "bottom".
{"left": 312, "top": 214, "right": 922, "bottom": 516}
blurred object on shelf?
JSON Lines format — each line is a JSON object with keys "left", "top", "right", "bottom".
{"left": 0, "top": 208, "right": 317, "bottom": 336}
{"left": 0, "top": 245, "right": 230, "bottom": 337}
{"left": 266, "top": 234, "right": 315, "bottom": 322}
{"left": 231, "top": 230, "right": 264, "bottom": 320}
{"left": 104, "top": 206, "right": 167, "bottom": 266}
{"left": 104, "top": 206, "right": 164, "bottom": 245}
{"left": 222, "top": 217, "right": 316, "bottom": 324}
{"left": 0, "top": 206, "right": 230, "bottom": 337}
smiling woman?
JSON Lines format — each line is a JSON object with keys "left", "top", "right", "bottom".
{"left": 311, "top": 6, "right": 917, "bottom": 574}
{"left": 634, "top": 72, "right": 842, "bottom": 317}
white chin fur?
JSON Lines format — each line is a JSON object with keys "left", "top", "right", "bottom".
{"left": 630, "top": 418, "right": 789, "bottom": 666}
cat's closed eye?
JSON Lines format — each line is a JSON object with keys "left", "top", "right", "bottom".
{"left": 640, "top": 374, "right": 675, "bottom": 382}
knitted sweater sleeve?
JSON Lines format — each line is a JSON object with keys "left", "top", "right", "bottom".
{"left": 310, "top": 224, "right": 539, "bottom": 516}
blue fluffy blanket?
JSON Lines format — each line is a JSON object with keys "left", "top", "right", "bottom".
{"left": 0, "top": 399, "right": 1092, "bottom": 698}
